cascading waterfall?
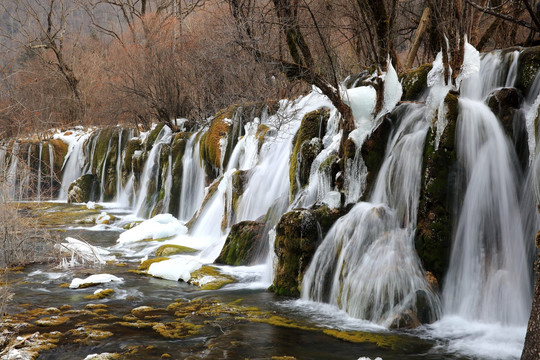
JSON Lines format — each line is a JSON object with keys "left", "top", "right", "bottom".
{"left": 37, "top": 143, "right": 42, "bottom": 201}
{"left": 302, "top": 104, "right": 441, "bottom": 325}
{"left": 48, "top": 142, "right": 55, "bottom": 198}
{"left": 178, "top": 133, "right": 205, "bottom": 221}
{"left": 135, "top": 126, "right": 173, "bottom": 217}
{"left": 59, "top": 132, "right": 91, "bottom": 198}
{"left": 443, "top": 53, "right": 534, "bottom": 325}
{"left": 6, "top": 142, "right": 19, "bottom": 200}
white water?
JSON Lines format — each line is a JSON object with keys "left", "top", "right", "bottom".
{"left": 178, "top": 133, "right": 205, "bottom": 221}
{"left": 302, "top": 103, "right": 440, "bottom": 326}
{"left": 134, "top": 126, "right": 172, "bottom": 217}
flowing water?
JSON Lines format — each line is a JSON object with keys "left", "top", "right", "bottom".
{"left": 2, "top": 47, "right": 539, "bottom": 360}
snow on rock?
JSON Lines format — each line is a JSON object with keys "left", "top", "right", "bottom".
{"left": 379, "top": 59, "right": 403, "bottom": 119}
{"left": 69, "top": 274, "right": 123, "bottom": 289}
{"left": 56, "top": 237, "right": 115, "bottom": 266}
{"left": 96, "top": 212, "right": 112, "bottom": 224}
{"left": 456, "top": 40, "right": 481, "bottom": 89}
{"left": 342, "top": 86, "right": 377, "bottom": 126}
{"left": 427, "top": 51, "right": 447, "bottom": 88}
{"left": 147, "top": 256, "right": 203, "bottom": 282}
{"left": 117, "top": 213, "right": 187, "bottom": 244}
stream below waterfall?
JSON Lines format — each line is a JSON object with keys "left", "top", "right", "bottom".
{"left": 1, "top": 201, "right": 527, "bottom": 360}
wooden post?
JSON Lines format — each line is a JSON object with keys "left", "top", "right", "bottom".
{"left": 405, "top": 7, "right": 431, "bottom": 70}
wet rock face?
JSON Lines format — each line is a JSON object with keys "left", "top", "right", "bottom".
{"left": 273, "top": 210, "right": 321, "bottom": 297}
{"left": 521, "top": 231, "right": 540, "bottom": 360}
{"left": 487, "top": 87, "right": 529, "bottom": 170}
{"left": 216, "top": 220, "right": 266, "bottom": 266}
{"left": 289, "top": 109, "right": 329, "bottom": 200}
{"left": 67, "top": 174, "right": 100, "bottom": 203}
{"left": 516, "top": 45, "right": 540, "bottom": 97}
{"left": 400, "top": 64, "right": 433, "bottom": 101}
{"left": 415, "top": 93, "right": 458, "bottom": 283}
{"left": 360, "top": 114, "right": 393, "bottom": 200}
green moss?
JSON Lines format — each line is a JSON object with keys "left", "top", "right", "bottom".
{"left": 155, "top": 244, "right": 197, "bottom": 257}
{"left": 399, "top": 64, "right": 432, "bottom": 101}
{"left": 415, "top": 93, "right": 458, "bottom": 282}
{"left": 199, "top": 106, "right": 236, "bottom": 178}
{"left": 323, "top": 329, "right": 403, "bottom": 349}
{"left": 215, "top": 220, "right": 265, "bottom": 266}
{"left": 123, "top": 138, "right": 142, "bottom": 181}
{"left": 67, "top": 174, "right": 101, "bottom": 203}
{"left": 49, "top": 138, "right": 68, "bottom": 180}
{"left": 256, "top": 124, "right": 270, "bottom": 152}
{"left": 146, "top": 123, "right": 166, "bottom": 151}
{"left": 152, "top": 321, "right": 202, "bottom": 339}
{"left": 516, "top": 46, "right": 540, "bottom": 97}
{"left": 273, "top": 210, "right": 320, "bottom": 297}
{"left": 138, "top": 257, "right": 169, "bottom": 271}
{"left": 189, "top": 266, "right": 235, "bottom": 290}
{"left": 289, "top": 109, "right": 329, "bottom": 200}
{"left": 84, "top": 288, "right": 114, "bottom": 300}
{"left": 360, "top": 115, "right": 393, "bottom": 200}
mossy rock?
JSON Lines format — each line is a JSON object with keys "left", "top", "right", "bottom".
{"left": 200, "top": 106, "right": 237, "bottom": 180}
{"left": 155, "top": 244, "right": 197, "bottom": 257}
{"left": 123, "top": 137, "right": 143, "bottom": 183}
{"left": 289, "top": 109, "right": 329, "bottom": 200}
{"left": 215, "top": 220, "right": 265, "bottom": 266}
{"left": 415, "top": 93, "right": 458, "bottom": 283}
{"left": 487, "top": 87, "right": 529, "bottom": 170}
{"left": 67, "top": 174, "right": 101, "bottom": 203}
{"left": 138, "top": 257, "right": 170, "bottom": 271}
{"left": 273, "top": 209, "right": 321, "bottom": 297}
{"left": 360, "top": 114, "right": 394, "bottom": 200}
{"left": 152, "top": 321, "right": 202, "bottom": 339}
{"left": 516, "top": 46, "right": 540, "bottom": 97}
{"left": 400, "top": 64, "right": 432, "bottom": 101}
{"left": 298, "top": 138, "right": 322, "bottom": 188}
{"left": 49, "top": 138, "right": 68, "bottom": 180}
{"left": 312, "top": 205, "right": 343, "bottom": 238}
{"left": 189, "top": 265, "right": 235, "bottom": 290}
{"left": 231, "top": 170, "right": 249, "bottom": 215}
{"left": 145, "top": 123, "right": 166, "bottom": 151}
{"left": 256, "top": 124, "right": 270, "bottom": 152}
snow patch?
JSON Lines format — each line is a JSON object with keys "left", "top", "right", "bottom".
{"left": 117, "top": 213, "right": 187, "bottom": 244}
{"left": 147, "top": 256, "right": 203, "bottom": 282}
{"left": 69, "top": 274, "right": 123, "bottom": 289}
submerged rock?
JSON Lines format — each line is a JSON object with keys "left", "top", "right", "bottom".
{"left": 272, "top": 209, "right": 321, "bottom": 297}
{"left": 67, "top": 174, "right": 100, "bottom": 203}
{"left": 215, "top": 220, "right": 266, "bottom": 266}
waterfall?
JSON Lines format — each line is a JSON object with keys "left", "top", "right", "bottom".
{"left": 178, "top": 133, "right": 205, "bottom": 221}
{"left": 48, "top": 142, "right": 55, "bottom": 198}
{"left": 99, "top": 136, "right": 113, "bottom": 202}
{"left": 59, "top": 132, "right": 91, "bottom": 199}
{"left": 134, "top": 126, "right": 172, "bottom": 217}
{"left": 443, "top": 101, "right": 532, "bottom": 325}
{"left": 302, "top": 104, "right": 441, "bottom": 325}
{"left": 37, "top": 143, "right": 42, "bottom": 201}
{"left": 161, "top": 151, "right": 173, "bottom": 213}
{"left": 115, "top": 129, "right": 124, "bottom": 201}
{"left": 6, "top": 142, "right": 19, "bottom": 200}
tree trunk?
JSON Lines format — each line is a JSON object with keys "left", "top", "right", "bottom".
{"left": 405, "top": 7, "right": 431, "bottom": 70}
